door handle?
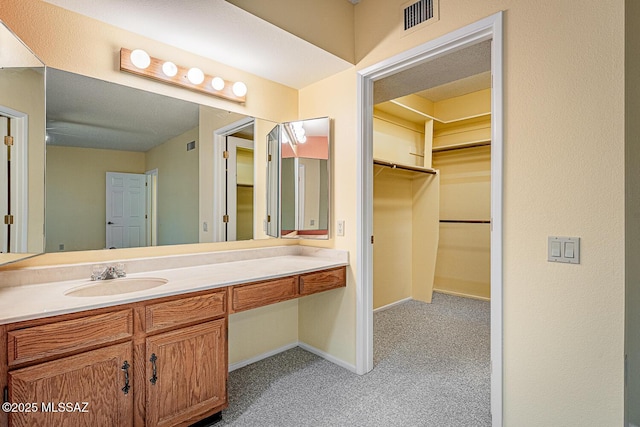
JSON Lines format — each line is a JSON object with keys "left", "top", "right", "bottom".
{"left": 107, "top": 221, "right": 114, "bottom": 225}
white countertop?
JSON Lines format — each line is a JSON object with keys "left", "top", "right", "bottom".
{"left": 0, "top": 251, "right": 348, "bottom": 325}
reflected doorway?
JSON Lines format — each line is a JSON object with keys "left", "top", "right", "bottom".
{"left": 213, "top": 118, "right": 255, "bottom": 242}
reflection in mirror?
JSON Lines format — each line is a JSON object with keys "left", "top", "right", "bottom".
{"left": 266, "top": 126, "right": 280, "bottom": 238}
{"left": 45, "top": 68, "right": 272, "bottom": 253}
{"left": 0, "top": 21, "right": 45, "bottom": 265}
{"left": 267, "top": 117, "right": 330, "bottom": 239}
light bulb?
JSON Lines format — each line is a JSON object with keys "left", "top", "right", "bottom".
{"left": 211, "top": 77, "right": 225, "bottom": 91}
{"left": 232, "top": 81, "right": 247, "bottom": 97}
{"left": 162, "top": 61, "right": 178, "bottom": 77}
{"left": 130, "top": 49, "right": 151, "bottom": 69}
{"left": 187, "top": 67, "right": 205, "bottom": 85}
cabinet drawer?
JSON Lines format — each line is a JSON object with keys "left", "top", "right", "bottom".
{"left": 230, "top": 276, "right": 298, "bottom": 313}
{"left": 299, "top": 267, "right": 346, "bottom": 296}
{"left": 146, "top": 290, "right": 226, "bottom": 333}
{"left": 7, "top": 309, "right": 133, "bottom": 366}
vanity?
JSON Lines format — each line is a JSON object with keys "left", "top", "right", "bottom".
{"left": 0, "top": 247, "right": 348, "bottom": 426}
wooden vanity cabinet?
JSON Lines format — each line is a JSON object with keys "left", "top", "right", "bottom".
{"left": 228, "top": 266, "right": 347, "bottom": 314}
{"left": 2, "top": 289, "right": 228, "bottom": 427}
{"left": 145, "top": 320, "right": 226, "bottom": 427}
{"left": 8, "top": 342, "right": 134, "bottom": 427}
{"left": 299, "top": 267, "right": 346, "bottom": 296}
{"left": 0, "top": 265, "right": 346, "bottom": 427}
{"left": 144, "top": 291, "right": 228, "bottom": 427}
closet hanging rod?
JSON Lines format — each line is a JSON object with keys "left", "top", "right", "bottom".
{"left": 373, "top": 159, "right": 437, "bottom": 175}
{"left": 440, "top": 219, "right": 491, "bottom": 224}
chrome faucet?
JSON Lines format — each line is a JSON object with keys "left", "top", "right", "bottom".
{"left": 91, "top": 264, "right": 126, "bottom": 281}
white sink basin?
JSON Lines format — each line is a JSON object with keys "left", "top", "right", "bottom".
{"left": 65, "top": 277, "right": 168, "bottom": 297}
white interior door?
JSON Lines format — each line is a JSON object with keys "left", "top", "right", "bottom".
{"left": 106, "top": 172, "right": 147, "bottom": 249}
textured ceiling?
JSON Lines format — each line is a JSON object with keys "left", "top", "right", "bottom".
{"left": 46, "top": 68, "right": 202, "bottom": 151}
{"left": 41, "top": 0, "right": 353, "bottom": 89}
{"left": 374, "top": 40, "right": 492, "bottom": 104}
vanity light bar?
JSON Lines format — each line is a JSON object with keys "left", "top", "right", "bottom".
{"left": 119, "top": 48, "right": 247, "bottom": 103}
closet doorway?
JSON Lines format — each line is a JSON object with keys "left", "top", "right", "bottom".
{"left": 356, "top": 13, "right": 503, "bottom": 424}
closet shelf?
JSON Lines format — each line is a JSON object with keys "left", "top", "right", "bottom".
{"left": 432, "top": 140, "right": 491, "bottom": 153}
{"left": 373, "top": 159, "right": 437, "bottom": 175}
{"left": 440, "top": 219, "right": 491, "bottom": 224}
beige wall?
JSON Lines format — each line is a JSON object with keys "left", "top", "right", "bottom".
{"left": 227, "top": 0, "right": 355, "bottom": 63}
{"left": 432, "top": 145, "right": 491, "bottom": 299}
{"left": 372, "top": 116, "right": 424, "bottom": 166}
{"left": 354, "top": 0, "right": 625, "bottom": 425}
{"left": 146, "top": 127, "right": 199, "bottom": 246}
{"left": 373, "top": 172, "right": 413, "bottom": 308}
{"left": 45, "top": 146, "right": 146, "bottom": 252}
{"left": 298, "top": 68, "right": 356, "bottom": 365}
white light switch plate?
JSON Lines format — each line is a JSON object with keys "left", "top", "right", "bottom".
{"left": 548, "top": 236, "right": 580, "bottom": 264}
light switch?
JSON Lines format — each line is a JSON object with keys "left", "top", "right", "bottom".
{"left": 548, "top": 236, "right": 580, "bottom": 264}
{"left": 564, "top": 242, "right": 575, "bottom": 258}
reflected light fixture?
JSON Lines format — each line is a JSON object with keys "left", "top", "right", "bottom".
{"left": 292, "top": 121, "right": 307, "bottom": 143}
{"left": 120, "top": 48, "right": 247, "bottom": 103}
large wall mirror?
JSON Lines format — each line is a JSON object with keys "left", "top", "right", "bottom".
{"left": 266, "top": 117, "right": 330, "bottom": 239}
{"left": 0, "top": 21, "right": 45, "bottom": 265}
{"left": 0, "top": 19, "right": 330, "bottom": 265}
{"left": 45, "top": 68, "right": 275, "bottom": 253}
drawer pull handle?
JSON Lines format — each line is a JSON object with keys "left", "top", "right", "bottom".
{"left": 150, "top": 353, "right": 158, "bottom": 385}
{"left": 121, "top": 361, "right": 131, "bottom": 395}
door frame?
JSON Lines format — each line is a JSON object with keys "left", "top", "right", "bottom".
{"left": 356, "top": 12, "right": 504, "bottom": 425}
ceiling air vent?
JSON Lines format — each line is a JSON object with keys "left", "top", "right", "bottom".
{"left": 403, "top": 0, "right": 438, "bottom": 32}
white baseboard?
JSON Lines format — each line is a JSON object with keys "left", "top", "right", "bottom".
{"left": 373, "top": 297, "right": 412, "bottom": 313}
{"left": 298, "top": 341, "right": 357, "bottom": 373}
{"left": 433, "top": 289, "right": 490, "bottom": 301}
{"left": 228, "top": 342, "right": 298, "bottom": 372}
{"left": 228, "top": 341, "right": 356, "bottom": 374}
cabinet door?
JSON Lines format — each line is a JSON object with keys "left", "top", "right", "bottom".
{"left": 8, "top": 342, "right": 133, "bottom": 427}
{"left": 146, "top": 319, "right": 227, "bottom": 427}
